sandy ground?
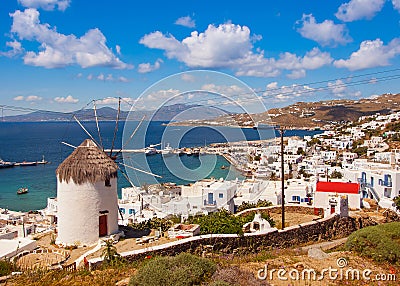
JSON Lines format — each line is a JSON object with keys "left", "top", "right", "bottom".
{"left": 16, "top": 252, "right": 65, "bottom": 269}
{"left": 86, "top": 235, "right": 179, "bottom": 260}
{"left": 33, "top": 232, "right": 99, "bottom": 265}
{"left": 269, "top": 212, "right": 320, "bottom": 228}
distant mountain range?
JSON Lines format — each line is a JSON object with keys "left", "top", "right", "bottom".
{"left": 170, "top": 93, "right": 400, "bottom": 128}
{"left": 1, "top": 104, "right": 229, "bottom": 122}
{"left": 3, "top": 93, "right": 400, "bottom": 127}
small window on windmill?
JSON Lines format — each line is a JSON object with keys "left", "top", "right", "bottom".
{"left": 105, "top": 178, "right": 111, "bottom": 187}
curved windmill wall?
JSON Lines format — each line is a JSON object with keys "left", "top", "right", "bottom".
{"left": 56, "top": 178, "right": 118, "bottom": 246}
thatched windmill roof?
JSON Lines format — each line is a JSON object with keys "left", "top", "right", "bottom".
{"left": 56, "top": 139, "right": 118, "bottom": 185}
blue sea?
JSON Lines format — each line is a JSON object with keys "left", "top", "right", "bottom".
{"left": 0, "top": 121, "right": 321, "bottom": 211}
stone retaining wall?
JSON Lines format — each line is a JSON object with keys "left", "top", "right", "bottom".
{"left": 89, "top": 214, "right": 377, "bottom": 268}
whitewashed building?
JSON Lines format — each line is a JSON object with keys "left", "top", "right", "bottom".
{"left": 314, "top": 181, "right": 361, "bottom": 216}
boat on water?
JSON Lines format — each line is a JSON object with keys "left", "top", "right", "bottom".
{"left": 145, "top": 147, "right": 157, "bottom": 156}
{"left": 15, "top": 155, "right": 49, "bottom": 166}
{"left": 17, "top": 187, "right": 28, "bottom": 195}
{"left": 0, "top": 159, "right": 15, "bottom": 169}
{"left": 253, "top": 123, "right": 275, "bottom": 130}
{"left": 15, "top": 161, "right": 38, "bottom": 166}
{"left": 161, "top": 143, "right": 174, "bottom": 156}
{"left": 193, "top": 148, "right": 200, "bottom": 157}
{"left": 220, "top": 165, "right": 227, "bottom": 170}
{"left": 36, "top": 155, "right": 49, "bottom": 165}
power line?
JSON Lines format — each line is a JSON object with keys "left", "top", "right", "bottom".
{"left": 1, "top": 67, "right": 400, "bottom": 117}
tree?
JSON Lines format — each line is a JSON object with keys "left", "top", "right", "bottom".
{"left": 101, "top": 240, "right": 121, "bottom": 265}
{"left": 187, "top": 209, "right": 245, "bottom": 235}
{"left": 394, "top": 196, "right": 400, "bottom": 211}
{"left": 330, "top": 170, "right": 343, "bottom": 179}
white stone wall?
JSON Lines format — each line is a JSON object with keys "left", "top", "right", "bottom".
{"left": 56, "top": 177, "right": 118, "bottom": 246}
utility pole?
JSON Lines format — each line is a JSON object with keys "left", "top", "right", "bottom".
{"left": 279, "top": 126, "right": 286, "bottom": 230}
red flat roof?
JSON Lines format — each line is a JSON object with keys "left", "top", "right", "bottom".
{"left": 316, "top": 181, "right": 359, "bottom": 194}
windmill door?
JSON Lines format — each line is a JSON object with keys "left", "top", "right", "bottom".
{"left": 99, "top": 215, "right": 108, "bottom": 237}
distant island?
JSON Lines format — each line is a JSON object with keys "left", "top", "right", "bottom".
{"left": 170, "top": 93, "right": 400, "bottom": 129}
{"left": 2, "top": 93, "right": 399, "bottom": 130}
{"left": 0, "top": 103, "right": 229, "bottom": 123}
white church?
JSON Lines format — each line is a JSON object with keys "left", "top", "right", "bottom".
{"left": 55, "top": 139, "right": 119, "bottom": 246}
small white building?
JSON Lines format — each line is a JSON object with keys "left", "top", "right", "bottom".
{"left": 167, "top": 224, "right": 200, "bottom": 238}
{"left": 314, "top": 181, "right": 361, "bottom": 216}
{"left": 56, "top": 139, "right": 119, "bottom": 246}
{"left": 242, "top": 213, "right": 276, "bottom": 234}
{"left": 342, "top": 152, "right": 358, "bottom": 163}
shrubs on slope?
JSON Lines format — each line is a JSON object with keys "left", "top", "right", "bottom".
{"left": 129, "top": 253, "right": 216, "bottom": 286}
{"left": 0, "top": 259, "right": 16, "bottom": 276}
{"left": 345, "top": 222, "right": 400, "bottom": 263}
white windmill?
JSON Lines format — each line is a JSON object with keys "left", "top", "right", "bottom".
{"left": 56, "top": 98, "right": 161, "bottom": 246}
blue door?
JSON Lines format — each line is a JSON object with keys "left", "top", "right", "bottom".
{"left": 208, "top": 193, "right": 214, "bottom": 205}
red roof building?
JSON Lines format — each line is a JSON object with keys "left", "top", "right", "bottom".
{"left": 316, "top": 181, "right": 360, "bottom": 194}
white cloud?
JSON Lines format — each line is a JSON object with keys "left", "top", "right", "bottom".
{"left": 54, "top": 95, "right": 79, "bottom": 103}
{"left": 146, "top": 89, "right": 180, "bottom": 101}
{"left": 297, "top": 14, "right": 351, "bottom": 46}
{"left": 115, "top": 45, "right": 121, "bottom": 55}
{"left": 10, "top": 9, "right": 131, "bottom": 69}
{"left": 335, "top": 0, "right": 385, "bottom": 22}
{"left": 26, "top": 95, "right": 42, "bottom": 101}
{"left": 13, "top": 95, "right": 42, "bottom": 101}
{"left": 18, "top": 0, "right": 70, "bottom": 11}
{"left": 263, "top": 83, "right": 315, "bottom": 103}
{"left": 118, "top": 76, "right": 129, "bottom": 83}
{"left": 140, "top": 23, "right": 332, "bottom": 78}
{"left": 393, "top": 0, "right": 400, "bottom": 11}
{"left": 181, "top": 73, "right": 195, "bottom": 82}
{"left": 138, "top": 58, "right": 163, "bottom": 73}
{"left": 1, "top": 40, "right": 23, "bottom": 57}
{"left": 266, "top": 82, "right": 278, "bottom": 90}
{"left": 13, "top": 95, "right": 24, "bottom": 101}
{"left": 328, "top": 79, "right": 347, "bottom": 97}
{"left": 334, "top": 38, "right": 400, "bottom": 70}
{"left": 86, "top": 73, "right": 129, "bottom": 82}
{"left": 369, "top": 77, "right": 378, "bottom": 84}
{"left": 175, "top": 16, "right": 196, "bottom": 28}
{"left": 328, "top": 79, "right": 362, "bottom": 98}
{"left": 96, "top": 97, "right": 134, "bottom": 105}
{"left": 200, "top": 83, "right": 248, "bottom": 97}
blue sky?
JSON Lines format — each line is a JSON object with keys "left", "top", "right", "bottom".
{"left": 1, "top": 0, "right": 400, "bottom": 114}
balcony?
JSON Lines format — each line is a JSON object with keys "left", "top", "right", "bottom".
{"left": 204, "top": 199, "right": 216, "bottom": 206}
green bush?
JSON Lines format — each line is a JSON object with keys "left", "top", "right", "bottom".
{"left": 236, "top": 199, "right": 272, "bottom": 212}
{"left": 345, "top": 222, "right": 400, "bottom": 263}
{"left": 187, "top": 209, "right": 245, "bottom": 235}
{"left": 0, "top": 259, "right": 16, "bottom": 276}
{"left": 130, "top": 217, "right": 174, "bottom": 232}
{"left": 129, "top": 253, "right": 216, "bottom": 286}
